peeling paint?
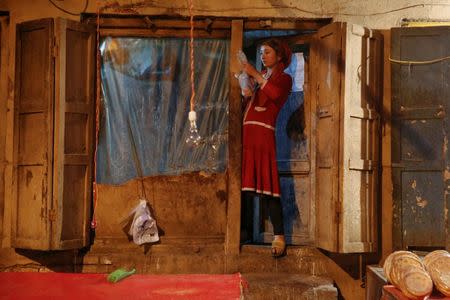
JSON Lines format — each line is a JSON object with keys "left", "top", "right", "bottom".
{"left": 443, "top": 136, "right": 448, "bottom": 174}
{"left": 415, "top": 196, "right": 428, "bottom": 208}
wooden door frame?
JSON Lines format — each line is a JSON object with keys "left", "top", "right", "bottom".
{"left": 0, "top": 15, "right": 9, "bottom": 246}
{"left": 247, "top": 34, "right": 316, "bottom": 245}
{"left": 81, "top": 14, "right": 330, "bottom": 266}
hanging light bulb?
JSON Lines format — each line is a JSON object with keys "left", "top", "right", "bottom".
{"left": 186, "top": 110, "right": 201, "bottom": 147}
{"left": 185, "top": 0, "right": 201, "bottom": 148}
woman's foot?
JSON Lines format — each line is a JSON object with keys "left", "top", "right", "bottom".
{"left": 271, "top": 235, "right": 286, "bottom": 258}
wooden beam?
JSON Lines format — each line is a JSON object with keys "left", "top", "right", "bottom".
{"left": 380, "top": 29, "right": 393, "bottom": 264}
{"left": 85, "top": 16, "right": 232, "bottom": 30}
{"left": 244, "top": 19, "right": 331, "bottom": 30}
{"left": 83, "top": 15, "right": 331, "bottom": 32}
{"left": 225, "top": 19, "right": 243, "bottom": 273}
{"left": 0, "top": 16, "right": 7, "bottom": 246}
{"left": 99, "top": 28, "right": 229, "bottom": 38}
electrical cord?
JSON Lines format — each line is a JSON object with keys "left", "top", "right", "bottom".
{"left": 98, "top": 1, "right": 450, "bottom": 17}
{"left": 48, "top": 0, "right": 89, "bottom": 16}
{"left": 389, "top": 55, "right": 450, "bottom": 65}
{"left": 191, "top": 3, "right": 450, "bottom": 17}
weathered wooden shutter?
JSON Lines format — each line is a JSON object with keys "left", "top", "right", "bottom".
{"left": 12, "top": 18, "right": 95, "bottom": 250}
{"left": 391, "top": 26, "right": 449, "bottom": 250}
{"left": 312, "top": 22, "right": 382, "bottom": 253}
{"left": 13, "top": 19, "right": 54, "bottom": 249}
{"left": 52, "top": 19, "right": 95, "bottom": 249}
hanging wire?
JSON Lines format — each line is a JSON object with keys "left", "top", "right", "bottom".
{"left": 48, "top": 0, "right": 89, "bottom": 16}
{"left": 91, "top": 3, "right": 101, "bottom": 229}
{"left": 189, "top": 0, "right": 195, "bottom": 111}
{"left": 94, "top": 1, "right": 450, "bottom": 17}
{"left": 389, "top": 55, "right": 450, "bottom": 65}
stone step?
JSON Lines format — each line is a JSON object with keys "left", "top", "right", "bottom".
{"left": 238, "top": 245, "right": 329, "bottom": 276}
{"left": 242, "top": 273, "right": 338, "bottom": 300}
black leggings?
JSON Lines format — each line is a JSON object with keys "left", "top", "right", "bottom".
{"left": 267, "top": 195, "right": 284, "bottom": 235}
{"left": 241, "top": 192, "right": 284, "bottom": 237}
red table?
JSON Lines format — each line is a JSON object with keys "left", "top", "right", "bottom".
{"left": 382, "top": 285, "right": 450, "bottom": 300}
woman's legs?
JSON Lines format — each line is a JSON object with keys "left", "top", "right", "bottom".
{"left": 267, "top": 196, "right": 284, "bottom": 235}
{"left": 241, "top": 193, "right": 286, "bottom": 256}
{"left": 241, "top": 192, "right": 254, "bottom": 242}
{"left": 266, "top": 195, "right": 286, "bottom": 257}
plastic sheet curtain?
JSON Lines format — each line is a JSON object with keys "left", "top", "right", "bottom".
{"left": 97, "top": 37, "right": 230, "bottom": 184}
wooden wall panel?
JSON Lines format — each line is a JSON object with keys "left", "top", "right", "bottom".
{"left": 52, "top": 18, "right": 95, "bottom": 249}
{"left": 313, "top": 22, "right": 342, "bottom": 252}
{"left": 224, "top": 19, "right": 242, "bottom": 272}
{"left": 340, "top": 24, "right": 381, "bottom": 253}
{"left": 0, "top": 17, "right": 7, "bottom": 244}
{"left": 380, "top": 29, "right": 392, "bottom": 262}
{"left": 16, "top": 166, "right": 48, "bottom": 240}
{"left": 12, "top": 18, "right": 54, "bottom": 250}
{"left": 65, "top": 29, "right": 90, "bottom": 103}
{"left": 95, "top": 173, "right": 227, "bottom": 240}
{"left": 313, "top": 22, "right": 381, "bottom": 253}
{"left": 61, "top": 165, "right": 86, "bottom": 241}
{"left": 391, "top": 26, "right": 449, "bottom": 250}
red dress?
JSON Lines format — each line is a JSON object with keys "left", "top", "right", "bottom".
{"left": 241, "top": 69, "right": 292, "bottom": 197}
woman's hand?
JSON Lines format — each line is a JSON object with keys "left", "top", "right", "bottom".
{"left": 241, "top": 62, "right": 266, "bottom": 86}
{"left": 241, "top": 62, "right": 258, "bottom": 78}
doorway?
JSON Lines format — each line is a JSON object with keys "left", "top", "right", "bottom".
{"left": 240, "top": 31, "right": 315, "bottom": 246}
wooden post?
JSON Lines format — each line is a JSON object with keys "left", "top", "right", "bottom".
{"left": 225, "top": 19, "right": 243, "bottom": 273}
{"left": 380, "top": 29, "right": 392, "bottom": 263}
{"left": 0, "top": 17, "right": 8, "bottom": 244}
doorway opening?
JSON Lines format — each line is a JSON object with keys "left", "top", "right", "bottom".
{"left": 240, "top": 29, "right": 314, "bottom": 246}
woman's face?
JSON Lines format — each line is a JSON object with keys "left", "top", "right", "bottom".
{"left": 260, "top": 45, "right": 280, "bottom": 68}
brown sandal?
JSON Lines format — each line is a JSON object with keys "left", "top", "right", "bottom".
{"left": 271, "top": 235, "right": 286, "bottom": 258}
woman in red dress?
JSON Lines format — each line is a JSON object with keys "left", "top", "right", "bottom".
{"left": 239, "top": 39, "right": 292, "bottom": 257}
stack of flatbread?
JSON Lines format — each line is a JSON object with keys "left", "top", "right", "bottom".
{"left": 423, "top": 250, "right": 450, "bottom": 297}
{"left": 383, "top": 250, "right": 433, "bottom": 299}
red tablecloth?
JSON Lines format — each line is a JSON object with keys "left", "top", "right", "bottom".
{"left": 0, "top": 272, "right": 243, "bottom": 300}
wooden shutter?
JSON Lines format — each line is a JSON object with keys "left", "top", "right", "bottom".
{"left": 12, "top": 18, "right": 95, "bottom": 250}
{"left": 311, "top": 22, "right": 342, "bottom": 252}
{"left": 391, "top": 26, "right": 449, "bottom": 250}
{"left": 52, "top": 19, "right": 95, "bottom": 249}
{"left": 12, "top": 19, "right": 54, "bottom": 249}
{"left": 312, "top": 22, "right": 382, "bottom": 253}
